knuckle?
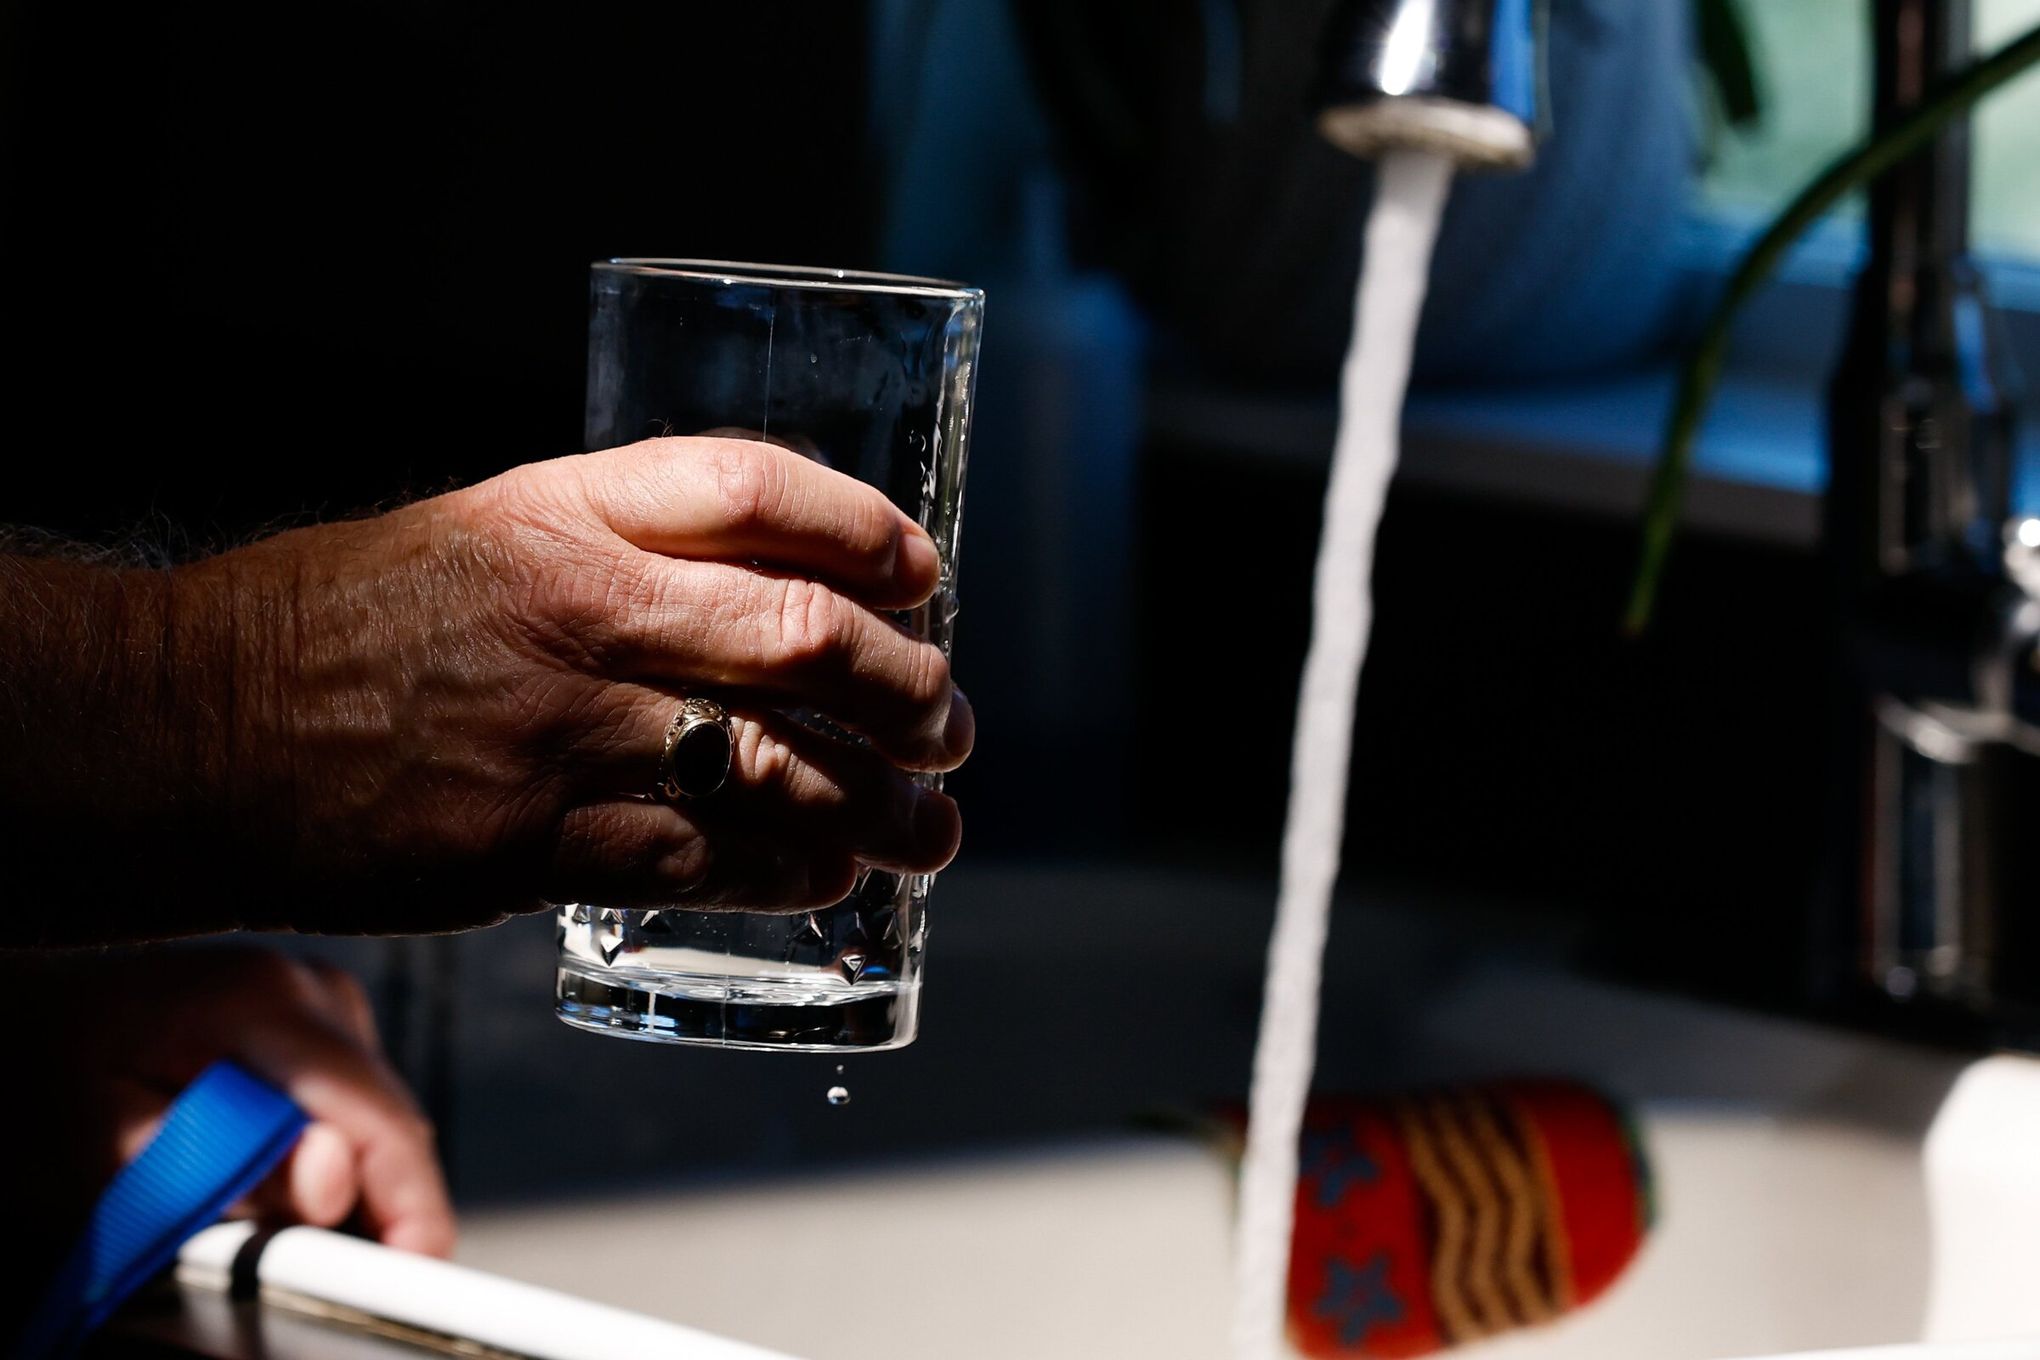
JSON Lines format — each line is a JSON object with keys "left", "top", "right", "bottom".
{"left": 709, "top": 440, "right": 789, "bottom": 535}
{"left": 275, "top": 971, "right": 331, "bottom": 1014}
{"left": 904, "top": 640, "right": 953, "bottom": 710}
{"left": 658, "top": 833, "right": 713, "bottom": 896}
{"left": 769, "top": 577, "right": 852, "bottom": 675}
{"left": 736, "top": 721, "right": 801, "bottom": 797}
{"left": 455, "top": 465, "right": 661, "bottom": 669}
{"left": 301, "top": 958, "right": 370, "bottom": 1008}
{"left": 240, "top": 950, "right": 319, "bottom": 1005}
{"left": 476, "top": 455, "right": 599, "bottom": 541}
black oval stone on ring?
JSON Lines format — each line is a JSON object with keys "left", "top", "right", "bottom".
{"left": 659, "top": 698, "right": 734, "bottom": 802}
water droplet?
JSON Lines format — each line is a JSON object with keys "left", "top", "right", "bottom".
{"left": 826, "top": 1085, "right": 851, "bottom": 1106}
{"left": 834, "top": 1063, "right": 844, "bottom": 1076}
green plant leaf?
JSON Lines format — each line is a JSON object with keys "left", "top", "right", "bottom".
{"left": 1697, "top": 0, "right": 1762, "bottom": 129}
{"left": 1625, "top": 18, "right": 2040, "bottom": 636}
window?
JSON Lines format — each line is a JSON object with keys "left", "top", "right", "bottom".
{"left": 1686, "top": 1, "right": 2040, "bottom": 520}
{"left": 1700, "top": 0, "right": 2040, "bottom": 261}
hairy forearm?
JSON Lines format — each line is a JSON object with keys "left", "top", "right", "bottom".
{"left": 0, "top": 549, "right": 294, "bottom": 942}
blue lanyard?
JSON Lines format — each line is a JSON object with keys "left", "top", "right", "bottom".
{"left": 14, "top": 1061, "right": 308, "bottom": 1358}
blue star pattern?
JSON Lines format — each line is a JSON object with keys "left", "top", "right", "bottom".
{"left": 1302, "top": 1125, "right": 1381, "bottom": 1209}
{"left": 1313, "top": 1253, "right": 1406, "bottom": 1348}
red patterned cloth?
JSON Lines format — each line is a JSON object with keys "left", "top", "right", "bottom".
{"left": 1230, "top": 1081, "right": 1651, "bottom": 1357}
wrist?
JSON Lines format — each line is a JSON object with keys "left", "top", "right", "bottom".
{"left": 0, "top": 555, "right": 184, "bottom": 937}
{"left": 0, "top": 543, "right": 306, "bottom": 941}
{"left": 0, "top": 553, "right": 169, "bottom": 794}
{"left": 163, "top": 545, "right": 304, "bottom": 912}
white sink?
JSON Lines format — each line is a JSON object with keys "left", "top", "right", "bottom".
{"left": 453, "top": 968, "right": 2040, "bottom": 1360}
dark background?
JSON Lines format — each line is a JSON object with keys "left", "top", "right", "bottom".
{"left": 0, "top": 0, "right": 1947, "bottom": 1168}
{"left": 0, "top": 2, "right": 878, "bottom": 542}
{"left": 1, "top": 0, "right": 1830, "bottom": 1009}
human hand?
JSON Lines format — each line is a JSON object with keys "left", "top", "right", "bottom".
{"left": 4, "top": 948, "right": 454, "bottom": 1258}
{"left": 169, "top": 437, "right": 970, "bottom": 935}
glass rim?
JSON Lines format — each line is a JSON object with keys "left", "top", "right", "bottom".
{"left": 594, "top": 258, "right": 982, "bottom": 302}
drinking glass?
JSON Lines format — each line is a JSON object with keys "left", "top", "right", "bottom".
{"left": 555, "top": 259, "right": 983, "bottom": 1051}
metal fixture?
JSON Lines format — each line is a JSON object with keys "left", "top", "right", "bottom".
{"left": 1313, "top": 0, "right": 1538, "bottom": 169}
{"left": 1827, "top": 0, "right": 2040, "bottom": 1026}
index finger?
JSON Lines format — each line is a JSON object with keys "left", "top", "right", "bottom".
{"left": 573, "top": 437, "right": 941, "bottom": 610}
{"left": 236, "top": 1014, "right": 456, "bottom": 1258}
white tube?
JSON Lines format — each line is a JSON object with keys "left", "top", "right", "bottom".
{"left": 178, "top": 1223, "right": 806, "bottom": 1360}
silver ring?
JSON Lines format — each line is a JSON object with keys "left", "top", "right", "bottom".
{"left": 657, "top": 697, "right": 734, "bottom": 802}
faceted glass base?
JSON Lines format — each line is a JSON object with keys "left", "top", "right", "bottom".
{"left": 554, "top": 962, "right": 919, "bottom": 1052}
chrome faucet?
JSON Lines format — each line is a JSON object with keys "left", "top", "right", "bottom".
{"left": 1312, "top": 0, "right": 1538, "bottom": 170}
{"left": 1312, "top": 0, "right": 2040, "bottom": 1028}
{"left": 1827, "top": 0, "right": 2040, "bottom": 1028}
